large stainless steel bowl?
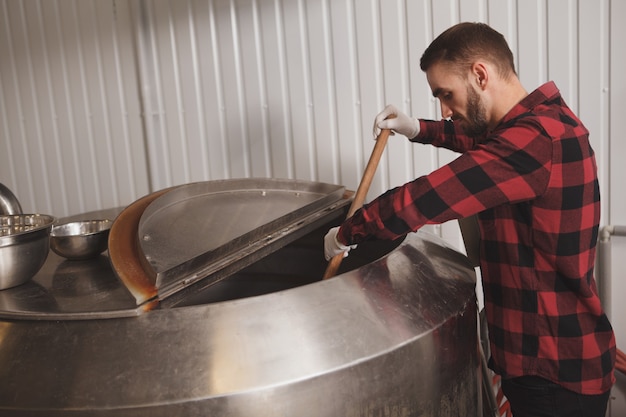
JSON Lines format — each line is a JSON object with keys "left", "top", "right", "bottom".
{"left": 50, "top": 219, "right": 112, "bottom": 260}
{"left": 0, "top": 214, "right": 55, "bottom": 290}
{"left": 0, "top": 230, "right": 480, "bottom": 416}
{"left": 0, "top": 181, "right": 481, "bottom": 416}
{"left": 0, "top": 182, "right": 23, "bottom": 215}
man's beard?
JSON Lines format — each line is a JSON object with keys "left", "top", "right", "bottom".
{"left": 461, "top": 85, "right": 489, "bottom": 138}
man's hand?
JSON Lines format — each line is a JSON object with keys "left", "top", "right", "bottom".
{"left": 373, "top": 104, "right": 420, "bottom": 139}
{"left": 324, "top": 226, "right": 357, "bottom": 261}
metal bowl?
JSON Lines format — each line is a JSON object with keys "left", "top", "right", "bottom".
{"left": 50, "top": 220, "right": 112, "bottom": 261}
{"left": 0, "top": 214, "right": 56, "bottom": 290}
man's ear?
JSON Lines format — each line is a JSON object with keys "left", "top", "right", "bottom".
{"left": 471, "top": 62, "right": 489, "bottom": 90}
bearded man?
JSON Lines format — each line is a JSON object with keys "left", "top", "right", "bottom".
{"left": 324, "top": 22, "right": 615, "bottom": 417}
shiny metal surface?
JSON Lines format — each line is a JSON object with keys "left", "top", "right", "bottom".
{"left": 0, "top": 208, "right": 139, "bottom": 319}
{"left": 0, "top": 214, "right": 55, "bottom": 290}
{"left": 0, "top": 182, "right": 480, "bottom": 415}
{"left": 108, "top": 187, "right": 173, "bottom": 306}
{"left": 0, "top": 229, "right": 479, "bottom": 416}
{"left": 50, "top": 219, "right": 113, "bottom": 260}
{"left": 0, "top": 252, "right": 141, "bottom": 320}
{"left": 0, "top": 182, "right": 23, "bottom": 215}
{"left": 137, "top": 179, "right": 348, "bottom": 301}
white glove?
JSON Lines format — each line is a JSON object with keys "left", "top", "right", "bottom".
{"left": 373, "top": 104, "right": 420, "bottom": 139}
{"left": 324, "top": 226, "right": 357, "bottom": 261}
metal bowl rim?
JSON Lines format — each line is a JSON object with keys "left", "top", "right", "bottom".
{"left": 0, "top": 214, "right": 56, "bottom": 239}
{"left": 51, "top": 219, "right": 113, "bottom": 238}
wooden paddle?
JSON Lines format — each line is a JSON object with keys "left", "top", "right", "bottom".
{"left": 322, "top": 117, "right": 394, "bottom": 279}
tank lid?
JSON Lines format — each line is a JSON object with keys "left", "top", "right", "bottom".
{"left": 135, "top": 178, "right": 349, "bottom": 303}
{"left": 0, "top": 179, "right": 350, "bottom": 320}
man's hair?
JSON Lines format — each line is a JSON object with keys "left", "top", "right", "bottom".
{"left": 420, "top": 22, "right": 516, "bottom": 79}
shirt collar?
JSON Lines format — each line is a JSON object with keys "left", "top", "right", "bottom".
{"left": 498, "top": 81, "right": 560, "bottom": 126}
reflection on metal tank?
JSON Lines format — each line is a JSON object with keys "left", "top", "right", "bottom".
{"left": 0, "top": 179, "right": 479, "bottom": 416}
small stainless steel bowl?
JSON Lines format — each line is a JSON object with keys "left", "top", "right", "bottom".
{"left": 50, "top": 220, "right": 112, "bottom": 261}
{"left": 0, "top": 214, "right": 55, "bottom": 290}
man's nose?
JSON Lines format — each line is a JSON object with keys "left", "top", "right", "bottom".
{"left": 440, "top": 102, "right": 453, "bottom": 119}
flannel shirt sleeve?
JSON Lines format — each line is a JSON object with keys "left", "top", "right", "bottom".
{"left": 410, "top": 119, "right": 480, "bottom": 153}
{"left": 338, "top": 118, "right": 552, "bottom": 245}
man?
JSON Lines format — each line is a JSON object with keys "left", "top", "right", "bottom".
{"left": 324, "top": 22, "right": 615, "bottom": 416}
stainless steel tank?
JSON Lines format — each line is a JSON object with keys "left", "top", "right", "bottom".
{"left": 0, "top": 179, "right": 479, "bottom": 416}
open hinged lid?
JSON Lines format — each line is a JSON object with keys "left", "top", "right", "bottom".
{"left": 111, "top": 178, "right": 351, "bottom": 306}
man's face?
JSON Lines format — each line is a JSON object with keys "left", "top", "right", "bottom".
{"left": 426, "top": 62, "right": 489, "bottom": 138}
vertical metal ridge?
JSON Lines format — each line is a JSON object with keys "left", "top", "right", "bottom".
{"left": 71, "top": 0, "right": 103, "bottom": 208}
{"left": 598, "top": 0, "right": 611, "bottom": 228}
{"left": 570, "top": 1, "right": 579, "bottom": 107}
{"left": 166, "top": 0, "right": 191, "bottom": 183}
{"left": 345, "top": 0, "right": 364, "bottom": 182}
{"left": 371, "top": 0, "right": 388, "bottom": 193}
{"left": 135, "top": 0, "right": 170, "bottom": 189}
{"left": 543, "top": 2, "right": 550, "bottom": 77}
{"left": 424, "top": 0, "right": 435, "bottom": 107}
{"left": 34, "top": 0, "right": 69, "bottom": 214}
{"left": 229, "top": 0, "right": 252, "bottom": 177}
{"left": 0, "top": 2, "right": 19, "bottom": 194}
{"left": 154, "top": 0, "right": 172, "bottom": 188}
{"left": 90, "top": 0, "right": 121, "bottom": 207}
{"left": 207, "top": 0, "right": 230, "bottom": 178}
{"left": 147, "top": 0, "right": 172, "bottom": 188}
{"left": 477, "top": 0, "right": 487, "bottom": 20}
{"left": 110, "top": 0, "right": 139, "bottom": 198}
{"left": 513, "top": 1, "right": 521, "bottom": 71}
{"left": 52, "top": 0, "right": 85, "bottom": 213}
{"left": 395, "top": 0, "right": 412, "bottom": 182}
{"left": 560, "top": 2, "right": 580, "bottom": 104}
{"left": 321, "top": 0, "right": 340, "bottom": 184}
{"left": 422, "top": 0, "right": 439, "bottom": 189}
{"left": 539, "top": 1, "right": 548, "bottom": 83}
{"left": 426, "top": 1, "right": 440, "bottom": 181}
{"left": 297, "top": 0, "right": 317, "bottom": 180}
{"left": 186, "top": 0, "right": 210, "bottom": 180}
{"left": 273, "top": 0, "right": 295, "bottom": 179}
{"left": 251, "top": 0, "right": 272, "bottom": 177}
{"left": 609, "top": 0, "right": 626, "bottom": 234}
{"left": 19, "top": 2, "right": 52, "bottom": 209}
{"left": 10, "top": 3, "right": 37, "bottom": 208}
{"left": 0, "top": 77, "right": 17, "bottom": 190}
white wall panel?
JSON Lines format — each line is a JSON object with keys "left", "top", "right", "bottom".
{"left": 608, "top": 0, "right": 626, "bottom": 415}
{"left": 352, "top": 0, "right": 390, "bottom": 196}
{"left": 578, "top": 0, "right": 611, "bottom": 225}
{"left": 0, "top": 1, "right": 620, "bottom": 246}
{"left": 281, "top": 1, "right": 316, "bottom": 180}
{"left": 138, "top": 0, "right": 612, "bottom": 260}
{"left": 304, "top": 0, "right": 338, "bottom": 184}
{"left": 517, "top": 1, "right": 547, "bottom": 87}
{"left": 610, "top": 0, "right": 626, "bottom": 228}
{"left": 0, "top": 0, "right": 149, "bottom": 216}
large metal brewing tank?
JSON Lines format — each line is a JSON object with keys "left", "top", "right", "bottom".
{"left": 0, "top": 179, "right": 479, "bottom": 416}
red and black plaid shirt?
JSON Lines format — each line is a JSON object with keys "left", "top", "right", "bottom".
{"left": 339, "top": 82, "right": 615, "bottom": 394}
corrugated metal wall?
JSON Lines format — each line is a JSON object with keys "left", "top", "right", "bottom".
{"left": 2, "top": 0, "right": 618, "bottom": 241}
{"left": 0, "top": 0, "right": 149, "bottom": 216}
{"left": 0, "top": 0, "right": 614, "bottom": 217}
{"left": 1, "top": 0, "right": 625, "bottom": 413}
{"left": 609, "top": 1, "right": 626, "bottom": 415}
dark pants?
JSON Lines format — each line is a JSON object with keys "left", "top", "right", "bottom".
{"left": 501, "top": 376, "right": 610, "bottom": 417}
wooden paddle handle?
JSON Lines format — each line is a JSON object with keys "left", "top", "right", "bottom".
{"left": 323, "top": 118, "right": 394, "bottom": 279}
